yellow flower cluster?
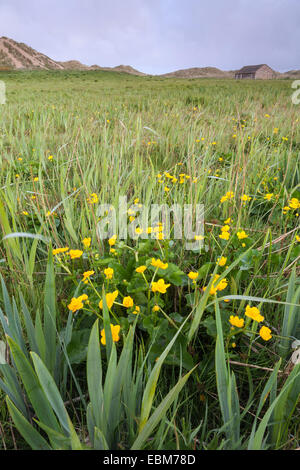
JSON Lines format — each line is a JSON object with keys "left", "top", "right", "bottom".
{"left": 100, "top": 324, "right": 120, "bottom": 345}
{"left": 229, "top": 305, "right": 272, "bottom": 341}
{"left": 68, "top": 294, "right": 88, "bottom": 313}
{"left": 220, "top": 191, "right": 234, "bottom": 203}
{"left": 53, "top": 247, "right": 69, "bottom": 256}
{"left": 87, "top": 193, "right": 99, "bottom": 204}
{"left": 151, "top": 258, "right": 168, "bottom": 270}
{"left": 219, "top": 225, "right": 230, "bottom": 241}
{"left": 203, "top": 274, "right": 228, "bottom": 295}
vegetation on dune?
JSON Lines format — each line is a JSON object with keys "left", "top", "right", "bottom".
{"left": 0, "top": 71, "right": 299, "bottom": 450}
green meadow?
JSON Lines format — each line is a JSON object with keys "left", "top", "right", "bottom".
{"left": 0, "top": 70, "right": 299, "bottom": 450}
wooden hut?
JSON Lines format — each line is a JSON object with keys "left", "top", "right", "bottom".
{"left": 235, "top": 64, "right": 276, "bottom": 80}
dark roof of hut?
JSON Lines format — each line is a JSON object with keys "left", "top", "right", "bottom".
{"left": 236, "top": 64, "right": 267, "bottom": 74}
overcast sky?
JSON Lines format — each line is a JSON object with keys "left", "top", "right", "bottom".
{"left": 0, "top": 0, "right": 299, "bottom": 74}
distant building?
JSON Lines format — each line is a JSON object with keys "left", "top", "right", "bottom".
{"left": 235, "top": 64, "right": 276, "bottom": 80}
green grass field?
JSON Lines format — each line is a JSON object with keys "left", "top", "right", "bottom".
{"left": 0, "top": 71, "right": 299, "bottom": 450}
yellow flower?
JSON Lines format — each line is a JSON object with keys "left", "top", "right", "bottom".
{"left": 104, "top": 267, "right": 114, "bottom": 280}
{"left": 48, "top": 155, "right": 54, "bottom": 160}
{"left": 68, "top": 294, "right": 88, "bottom": 313}
{"left": 203, "top": 274, "right": 228, "bottom": 295}
{"left": 82, "top": 270, "right": 95, "bottom": 283}
{"left": 188, "top": 272, "right": 199, "bottom": 280}
{"left": 53, "top": 247, "right": 69, "bottom": 256}
{"left": 151, "top": 258, "right": 168, "bottom": 270}
{"left": 136, "top": 265, "right": 147, "bottom": 274}
{"left": 87, "top": 193, "right": 99, "bottom": 204}
{"left": 82, "top": 237, "right": 91, "bottom": 248}
{"left": 259, "top": 326, "right": 272, "bottom": 341}
{"left": 152, "top": 305, "right": 160, "bottom": 312}
{"left": 220, "top": 191, "right": 234, "bottom": 203}
{"left": 219, "top": 231, "right": 230, "bottom": 241}
{"left": 245, "top": 305, "right": 264, "bottom": 323}
{"left": 123, "top": 296, "right": 134, "bottom": 308}
{"left": 237, "top": 231, "right": 248, "bottom": 240}
{"left": 99, "top": 290, "right": 118, "bottom": 309}
{"left": 224, "top": 218, "right": 232, "bottom": 224}
{"left": 133, "top": 306, "right": 140, "bottom": 315}
{"left": 34, "top": 177, "right": 39, "bottom": 182}
{"left": 69, "top": 249, "right": 83, "bottom": 260}
{"left": 221, "top": 225, "right": 230, "bottom": 232}
{"left": 241, "top": 194, "right": 251, "bottom": 203}
{"left": 22, "top": 211, "right": 29, "bottom": 216}
{"left": 108, "top": 235, "right": 117, "bottom": 246}
{"left": 217, "top": 256, "right": 227, "bottom": 267}
{"left": 100, "top": 324, "right": 121, "bottom": 345}
{"left": 152, "top": 279, "right": 171, "bottom": 294}
{"left": 264, "top": 193, "right": 273, "bottom": 201}
{"left": 296, "top": 235, "right": 300, "bottom": 242}
{"left": 229, "top": 316, "right": 245, "bottom": 328}
{"left": 289, "top": 198, "right": 300, "bottom": 210}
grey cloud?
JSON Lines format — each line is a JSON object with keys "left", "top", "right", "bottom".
{"left": 0, "top": 0, "right": 299, "bottom": 74}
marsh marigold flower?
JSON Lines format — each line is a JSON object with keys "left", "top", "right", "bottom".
{"left": 237, "top": 231, "right": 248, "bottom": 240}
{"left": 133, "top": 306, "right": 140, "bottom": 315}
{"left": 53, "top": 247, "right": 69, "bottom": 256}
{"left": 123, "top": 296, "right": 134, "bottom": 308}
{"left": 151, "top": 258, "right": 168, "bottom": 270}
{"left": 99, "top": 290, "right": 118, "bottom": 309}
{"left": 188, "top": 272, "right": 199, "bottom": 280}
{"left": 82, "top": 237, "right": 91, "bottom": 248}
{"left": 229, "top": 316, "right": 245, "bottom": 328}
{"left": 69, "top": 249, "right": 83, "bottom": 260}
{"left": 289, "top": 198, "right": 300, "bottom": 210}
{"left": 259, "top": 326, "right": 272, "bottom": 341}
{"left": 82, "top": 270, "right": 95, "bottom": 283}
{"left": 152, "top": 279, "right": 171, "bottom": 294}
{"left": 203, "top": 274, "right": 228, "bottom": 295}
{"left": 219, "top": 231, "right": 230, "bottom": 241}
{"left": 217, "top": 257, "right": 227, "bottom": 267}
{"left": 245, "top": 305, "right": 264, "bottom": 323}
{"left": 104, "top": 267, "right": 114, "bottom": 280}
{"left": 100, "top": 324, "right": 121, "bottom": 345}
{"left": 68, "top": 294, "right": 88, "bottom": 313}
{"left": 220, "top": 191, "right": 234, "bottom": 203}
{"left": 87, "top": 193, "right": 98, "bottom": 204}
{"left": 108, "top": 235, "right": 117, "bottom": 246}
{"left": 136, "top": 265, "right": 147, "bottom": 274}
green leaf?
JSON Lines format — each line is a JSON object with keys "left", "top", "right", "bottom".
{"left": 132, "top": 366, "right": 196, "bottom": 450}
{"left": 6, "top": 336, "right": 60, "bottom": 432}
{"left": 31, "top": 352, "right": 70, "bottom": 435}
{"left": 43, "top": 246, "right": 57, "bottom": 374}
{"left": 87, "top": 320, "right": 104, "bottom": 433}
{"left": 6, "top": 396, "right": 51, "bottom": 450}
